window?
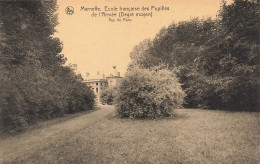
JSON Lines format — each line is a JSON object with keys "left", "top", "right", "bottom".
{"left": 96, "top": 83, "right": 98, "bottom": 86}
{"left": 96, "top": 88, "right": 98, "bottom": 93}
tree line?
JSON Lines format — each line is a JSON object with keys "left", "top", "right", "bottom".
{"left": 128, "top": 0, "right": 259, "bottom": 111}
{"left": 0, "top": 1, "right": 95, "bottom": 133}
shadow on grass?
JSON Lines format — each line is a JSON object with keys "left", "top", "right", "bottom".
{"left": 105, "top": 109, "right": 189, "bottom": 122}
{"left": 0, "top": 107, "right": 100, "bottom": 139}
{"left": 185, "top": 107, "right": 260, "bottom": 113}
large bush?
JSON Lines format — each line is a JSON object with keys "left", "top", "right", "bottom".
{"left": 115, "top": 66, "right": 185, "bottom": 118}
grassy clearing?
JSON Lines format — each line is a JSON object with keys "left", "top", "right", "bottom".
{"left": 2, "top": 107, "right": 259, "bottom": 164}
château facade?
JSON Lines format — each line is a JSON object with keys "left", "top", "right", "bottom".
{"left": 83, "top": 66, "right": 122, "bottom": 103}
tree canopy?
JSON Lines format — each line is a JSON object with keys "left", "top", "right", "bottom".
{"left": 128, "top": 0, "right": 259, "bottom": 111}
{"left": 0, "top": 1, "right": 95, "bottom": 133}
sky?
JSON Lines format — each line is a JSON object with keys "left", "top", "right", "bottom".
{"left": 56, "top": 0, "right": 233, "bottom": 78}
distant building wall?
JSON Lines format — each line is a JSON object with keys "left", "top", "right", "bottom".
{"left": 83, "top": 66, "right": 122, "bottom": 103}
{"left": 107, "top": 77, "right": 122, "bottom": 88}
{"left": 85, "top": 80, "right": 108, "bottom": 103}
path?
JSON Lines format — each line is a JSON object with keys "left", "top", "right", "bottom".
{"left": 0, "top": 105, "right": 115, "bottom": 163}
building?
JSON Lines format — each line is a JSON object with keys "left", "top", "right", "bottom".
{"left": 106, "top": 66, "right": 122, "bottom": 88}
{"left": 83, "top": 66, "right": 122, "bottom": 103}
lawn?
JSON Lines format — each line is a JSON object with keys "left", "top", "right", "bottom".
{"left": 2, "top": 107, "right": 259, "bottom": 163}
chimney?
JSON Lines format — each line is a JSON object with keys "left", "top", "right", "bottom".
{"left": 117, "top": 72, "right": 120, "bottom": 77}
{"left": 113, "top": 66, "right": 117, "bottom": 76}
{"left": 102, "top": 73, "right": 105, "bottom": 79}
{"left": 97, "top": 71, "right": 100, "bottom": 75}
{"left": 86, "top": 72, "right": 90, "bottom": 80}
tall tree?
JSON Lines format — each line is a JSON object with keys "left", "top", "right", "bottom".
{"left": 0, "top": 1, "right": 95, "bottom": 133}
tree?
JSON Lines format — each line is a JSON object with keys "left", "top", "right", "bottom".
{"left": 0, "top": 1, "right": 95, "bottom": 133}
{"left": 195, "top": 0, "right": 259, "bottom": 110}
{"left": 128, "top": 0, "right": 259, "bottom": 111}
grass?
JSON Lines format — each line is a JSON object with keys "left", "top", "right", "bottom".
{"left": 0, "top": 107, "right": 99, "bottom": 140}
{"left": 2, "top": 107, "right": 259, "bottom": 164}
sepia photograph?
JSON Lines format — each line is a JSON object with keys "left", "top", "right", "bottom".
{"left": 0, "top": 0, "right": 259, "bottom": 163}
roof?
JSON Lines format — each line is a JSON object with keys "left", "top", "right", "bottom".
{"left": 83, "top": 79, "right": 107, "bottom": 83}
{"left": 106, "top": 76, "right": 122, "bottom": 79}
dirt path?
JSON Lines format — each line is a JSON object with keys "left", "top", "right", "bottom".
{"left": 0, "top": 105, "right": 115, "bottom": 163}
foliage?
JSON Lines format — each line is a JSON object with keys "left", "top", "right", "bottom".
{"left": 0, "top": 1, "right": 95, "bottom": 133}
{"left": 115, "top": 66, "right": 185, "bottom": 118}
{"left": 128, "top": 0, "right": 259, "bottom": 111}
{"left": 100, "top": 87, "right": 117, "bottom": 105}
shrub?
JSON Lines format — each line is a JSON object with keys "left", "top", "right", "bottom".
{"left": 67, "top": 81, "right": 96, "bottom": 113}
{"left": 1, "top": 65, "right": 96, "bottom": 133}
{"left": 100, "top": 87, "right": 117, "bottom": 105}
{"left": 115, "top": 66, "right": 185, "bottom": 118}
